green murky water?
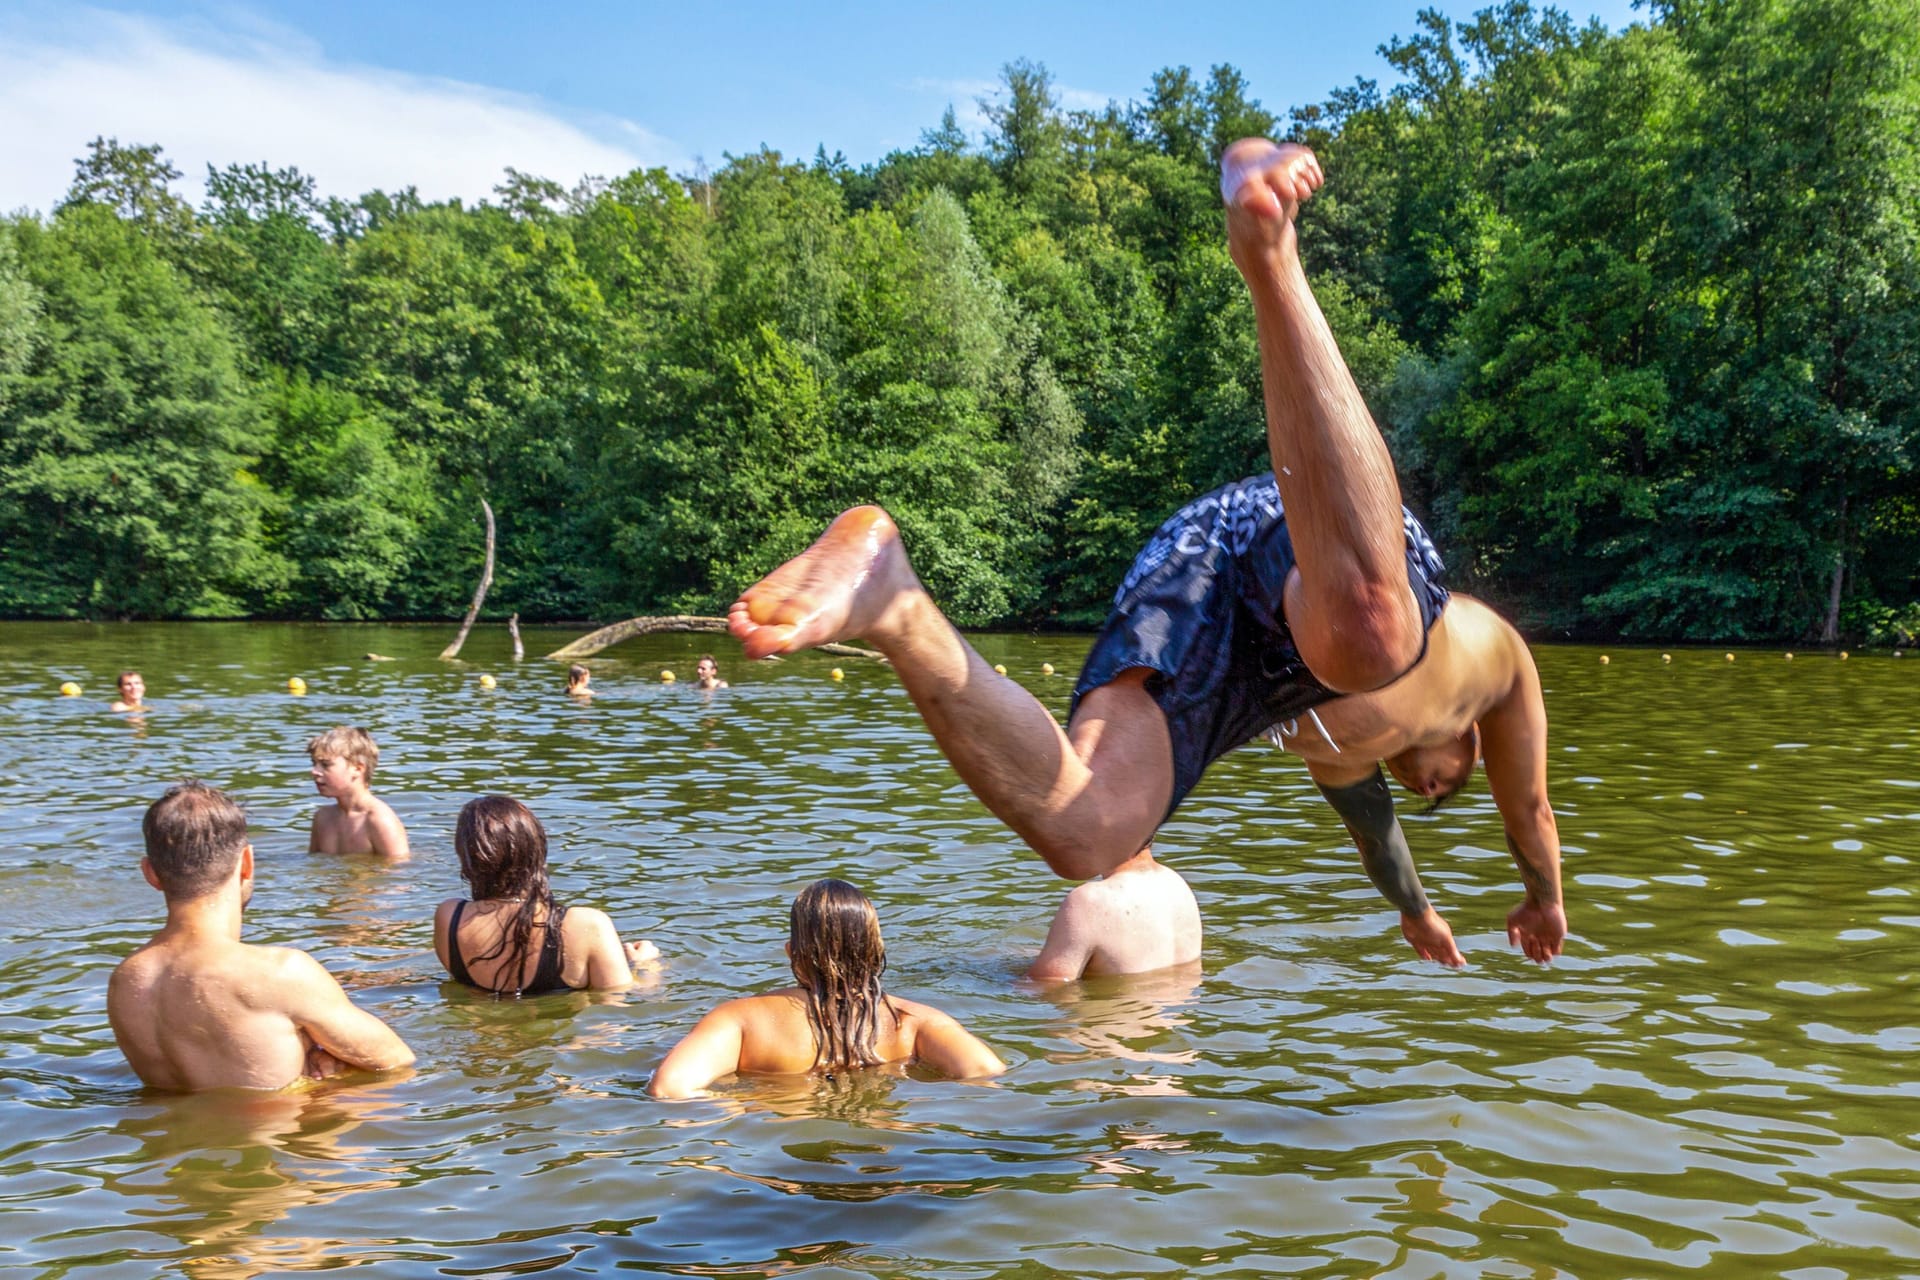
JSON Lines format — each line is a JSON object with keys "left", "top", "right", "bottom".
{"left": 1, "top": 622, "right": 1915, "bottom": 1278}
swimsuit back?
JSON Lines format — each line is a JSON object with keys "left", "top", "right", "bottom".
{"left": 447, "top": 900, "right": 572, "bottom": 995}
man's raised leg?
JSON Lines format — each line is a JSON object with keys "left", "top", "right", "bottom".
{"left": 729, "top": 507, "right": 1170, "bottom": 880}
{"left": 1222, "top": 140, "right": 1424, "bottom": 693}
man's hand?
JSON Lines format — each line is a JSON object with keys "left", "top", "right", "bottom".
{"left": 625, "top": 939, "right": 661, "bottom": 968}
{"left": 1506, "top": 898, "right": 1566, "bottom": 964}
{"left": 1401, "top": 908, "right": 1466, "bottom": 968}
{"left": 305, "top": 1043, "right": 347, "bottom": 1080}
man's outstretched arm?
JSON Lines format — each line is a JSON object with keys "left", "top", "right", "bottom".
{"left": 1311, "top": 763, "right": 1465, "bottom": 967}
{"left": 1478, "top": 641, "right": 1566, "bottom": 963}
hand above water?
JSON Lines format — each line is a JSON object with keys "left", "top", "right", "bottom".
{"left": 1506, "top": 897, "right": 1566, "bottom": 964}
{"left": 626, "top": 939, "right": 661, "bottom": 969}
{"left": 1402, "top": 907, "right": 1467, "bottom": 968}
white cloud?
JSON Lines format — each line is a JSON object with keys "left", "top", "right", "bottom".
{"left": 0, "top": 7, "right": 688, "bottom": 215}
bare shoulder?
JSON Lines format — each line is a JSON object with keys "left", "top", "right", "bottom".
{"left": 107, "top": 945, "right": 162, "bottom": 998}
{"left": 887, "top": 994, "right": 959, "bottom": 1031}
{"left": 562, "top": 903, "right": 614, "bottom": 928}
{"left": 560, "top": 904, "right": 618, "bottom": 942}
{"left": 1443, "top": 594, "right": 1526, "bottom": 658}
{"left": 253, "top": 943, "right": 339, "bottom": 997}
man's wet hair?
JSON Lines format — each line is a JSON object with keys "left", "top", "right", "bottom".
{"left": 143, "top": 782, "right": 247, "bottom": 899}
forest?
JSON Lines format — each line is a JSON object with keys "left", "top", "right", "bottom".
{"left": 0, "top": 0, "right": 1914, "bottom": 644}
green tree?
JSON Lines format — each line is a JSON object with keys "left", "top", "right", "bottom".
{"left": 0, "top": 206, "right": 284, "bottom": 616}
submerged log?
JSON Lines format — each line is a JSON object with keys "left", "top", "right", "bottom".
{"left": 508, "top": 612, "right": 525, "bottom": 662}
{"left": 546, "top": 614, "right": 884, "bottom": 663}
{"left": 439, "top": 499, "right": 496, "bottom": 661}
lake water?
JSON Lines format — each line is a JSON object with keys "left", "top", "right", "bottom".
{"left": 1, "top": 622, "right": 1915, "bottom": 1278}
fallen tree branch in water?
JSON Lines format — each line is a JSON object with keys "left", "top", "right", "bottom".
{"left": 439, "top": 499, "right": 496, "bottom": 661}
{"left": 546, "top": 614, "right": 884, "bottom": 663}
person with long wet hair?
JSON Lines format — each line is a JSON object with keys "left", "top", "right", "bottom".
{"left": 433, "top": 796, "right": 658, "bottom": 995}
{"left": 648, "top": 879, "right": 1004, "bottom": 1097}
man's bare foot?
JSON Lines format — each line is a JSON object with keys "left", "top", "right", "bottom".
{"left": 728, "top": 506, "right": 923, "bottom": 659}
{"left": 1221, "top": 138, "right": 1323, "bottom": 262}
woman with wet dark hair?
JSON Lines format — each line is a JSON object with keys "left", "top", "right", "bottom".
{"left": 648, "top": 879, "right": 1003, "bottom": 1097}
{"left": 433, "top": 796, "right": 658, "bottom": 995}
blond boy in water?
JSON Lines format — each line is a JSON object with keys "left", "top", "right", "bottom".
{"left": 109, "top": 782, "right": 415, "bottom": 1091}
{"left": 307, "top": 726, "right": 410, "bottom": 859}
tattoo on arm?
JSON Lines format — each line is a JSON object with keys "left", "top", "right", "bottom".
{"left": 1318, "top": 769, "right": 1431, "bottom": 917}
{"left": 1506, "top": 835, "right": 1554, "bottom": 900}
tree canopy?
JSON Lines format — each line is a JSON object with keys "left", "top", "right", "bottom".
{"left": 2, "top": 0, "right": 1914, "bottom": 644}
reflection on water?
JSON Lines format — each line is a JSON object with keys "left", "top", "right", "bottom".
{"left": 1, "top": 623, "right": 1918, "bottom": 1277}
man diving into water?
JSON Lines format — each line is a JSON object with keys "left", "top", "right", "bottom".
{"left": 729, "top": 139, "right": 1565, "bottom": 968}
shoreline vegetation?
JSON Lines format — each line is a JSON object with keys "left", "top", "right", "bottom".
{"left": 0, "top": 0, "right": 1914, "bottom": 647}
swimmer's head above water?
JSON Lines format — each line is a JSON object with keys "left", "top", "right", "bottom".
{"left": 454, "top": 795, "right": 551, "bottom": 900}
{"left": 566, "top": 664, "right": 591, "bottom": 693}
{"left": 787, "top": 878, "right": 893, "bottom": 1072}
{"left": 1385, "top": 723, "right": 1480, "bottom": 812}
{"left": 142, "top": 781, "right": 250, "bottom": 901}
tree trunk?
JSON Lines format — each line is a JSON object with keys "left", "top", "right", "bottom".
{"left": 439, "top": 499, "right": 496, "bottom": 661}
{"left": 546, "top": 615, "right": 884, "bottom": 663}
{"left": 1820, "top": 493, "right": 1847, "bottom": 646}
{"left": 508, "top": 612, "right": 524, "bottom": 661}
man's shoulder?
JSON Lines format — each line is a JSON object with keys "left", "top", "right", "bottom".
{"left": 108, "top": 941, "right": 166, "bottom": 993}
{"left": 240, "top": 941, "right": 332, "bottom": 988}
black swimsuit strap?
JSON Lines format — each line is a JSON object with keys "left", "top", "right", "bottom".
{"left": 526, "top": 906, "right": 570, "bottom": 994}
{"left": 446, "top": 900, "right": 476, "bottom": 986}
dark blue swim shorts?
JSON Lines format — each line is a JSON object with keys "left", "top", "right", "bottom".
{"left": 1070, "top": 473, "right": 1450, "bottom": 820}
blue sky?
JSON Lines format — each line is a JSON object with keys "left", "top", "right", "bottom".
{"left": 0, "top": 0, "right": 1646, "bottom": 212}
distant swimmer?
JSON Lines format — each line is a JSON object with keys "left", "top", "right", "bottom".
{"left": 649, "top": 879, "right": 1004, "bottom": 1097}
{"left": 566, "top": 664, "right": 594, "bottom": 698}
{"left": 728, "top": 139, "right": 1564, "bottom": 969}
{"left": 1027, "top": 845, "right": 1201, "bottom": 983}
{"left": 108, "top": 782, "right": 415, "bottom": 1091}
{"left": 111, "top": 670, "right": 145, "bottom": 712}
{"left": 694, "top": 654, "right": 729, "bottom": 691}
{"left": 434, "top": 795, "right": 659, "bottom": 994}
{"left": 307, "top": 726, "right": 410, "bottom": 860}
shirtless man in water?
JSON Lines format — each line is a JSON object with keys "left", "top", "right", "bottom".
{"left": 109, "top": 782, "right": 415, "bottom": 1091}
{"left": 729, "top": 139, "right": 1565, "bottom": 969}
{"left": 1028, "top": 845, "right": 1201, "bottom": 983}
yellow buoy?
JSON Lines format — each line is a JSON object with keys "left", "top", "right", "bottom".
{"left": 59, "top": 681, "right": 82, "bottom": 697}
{"left": 830, "top": 668, "right": 844, "bottom": 681}
{"left": 1784, "top": 652, "right": 1793, "bottom": 661}
{"left": 288, "top": 676, "right": 307, "bottom": 695}
{"left": 1041, "top": 662, "right": 1055, "bottom": 676}
{"left": 660, "top": 669, "right": 675, "bottom": 683}
{"left": 479, "top": 674, "right": 496, "bottom": 689}
{"left": 994, "top": 663, "right": 1007, "bottom": 675}
{"left": 1839, "top": 650, "right": 1849, "bottom": 660}
{"left": 1662, "top": 653, "right": 1672, "bottom": 664}
{"left": 1599, "top": 655, "right": 1610, "bottom": 665}
{"left": 1724, "top": 653, "right": 1735, "bottom": 662}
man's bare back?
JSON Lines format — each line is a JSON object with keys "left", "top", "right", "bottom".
{"left": 112, "top": 783, "right": 414, "bottom": 1092}
{"left": 110, "top": 936, "right": 405, "bottom": 1091}
{"left": 1029, "top": 848, "right": 1202, "bottom": 983}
